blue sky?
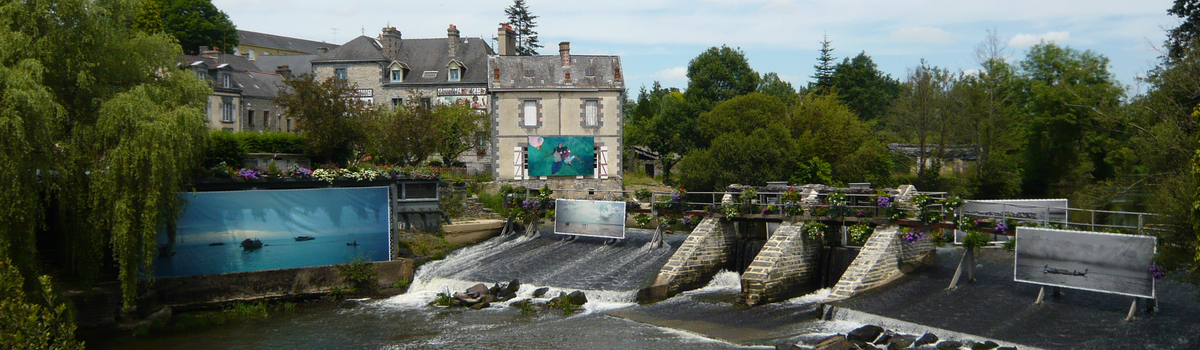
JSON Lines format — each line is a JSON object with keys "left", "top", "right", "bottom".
{"left": 218, "top": 0, "right": 1178, "bottom": 96}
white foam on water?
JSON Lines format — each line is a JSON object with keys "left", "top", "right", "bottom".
{"left": 682, "top": 270, "right": 742, "bottom": 296}
{"left": 381, "top": 277, "right": 639, "bottom": 312}
{"left": 784, "top": 288, "right": 832, "bottom": 305}
{"left": 653, "top": 326, "right": 775, "bottom": 349}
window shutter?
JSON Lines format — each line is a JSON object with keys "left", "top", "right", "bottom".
{"left": 523, "top": 101, "right": 537, "bottom": 126}
{"left": 598, "top": 146, "right": 609, "bottom": 179}
{"left": 513, "top": 146, "right": 524, "bottom": 180}
{"left": 585, "top": 100, "right": 598, "bottom": 126}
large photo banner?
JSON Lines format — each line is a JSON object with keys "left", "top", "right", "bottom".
{"left": 1014, "top": 227, "right": 1156, "bottom": 298}
{"left": 527, "top": 136, "right": 595, "bottom": 177}
{"left": 154, "top": 187, "right": 391, "bottom": 278}
{"left": 554, "top": 199, "right": 626, "bottom": 239}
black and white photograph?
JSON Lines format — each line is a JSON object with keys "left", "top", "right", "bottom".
{"left": 554, "top": 199, "right": 626, "bottom": 239}
{"left": 1014, "top": 227, "right": 1156, "bottom": 298}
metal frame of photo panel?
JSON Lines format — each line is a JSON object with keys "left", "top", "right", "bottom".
{"left": 553, "top": 198, "right": 627, "bottom": 239}
{"left": 1013, "top": 227, "right": 1156, "bottom": 299}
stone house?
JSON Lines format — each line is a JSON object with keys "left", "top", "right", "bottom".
{"left": 488, "top": 25, "right": 625, "bottom": 192}
{"left": 182, "top": 49, "right": 287, "bottom": 132}
{"left": 310, "top": 25, "right": 493, "bottom": 111}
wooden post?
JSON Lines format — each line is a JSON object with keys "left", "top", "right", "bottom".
{"left": 1146, "top": 297, "right": 1157, "bottom": 313}
{"left": 1035, "top": 286, "right": 1045, "bottom": 305}
{"left": 967, "top": 249, "right": 976, "bottom": 283}
{"left": 1125, "top": 299, "right": 1137, "bottom": 322}
{"left": 947, "top": 250, "right": 966, "bottom": 290}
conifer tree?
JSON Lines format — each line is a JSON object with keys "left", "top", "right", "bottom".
{"left": 505, "top": 0, "right": 543, "bottom": 56}
{"left": 811, "top": 35, "right": 837, "bottom": 90}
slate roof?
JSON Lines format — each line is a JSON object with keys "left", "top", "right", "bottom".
{"left": 311, "top": 35, "right": 494, "bottom": 85}
{"left": 180, "top": 54, "right": 285, "bottom": 99}
{"left": 253, "top": 54, "right": 317, "bottom": 76}
{"left": 238, "top": 30, "right": 338, "bottom": 54}
{"left": 488, "top": 54, "right": 624, "bottom": 90}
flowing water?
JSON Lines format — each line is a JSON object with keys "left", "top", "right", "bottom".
{"left": 86, "top": 229, "right": 1200, "bottom": 349}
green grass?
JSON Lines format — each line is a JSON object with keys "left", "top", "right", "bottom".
{"left": 622, "top": 170, "right": 662, "bottom": 186}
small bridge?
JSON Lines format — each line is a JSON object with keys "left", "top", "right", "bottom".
{"left": 548, "top": 183, "right": 1160, "bottom": 305}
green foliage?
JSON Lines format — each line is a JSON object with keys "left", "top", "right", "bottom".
{"left": 790, "top": 157, "right": 834, "bottom": 186}
{"left": 227, "top": 301, "right": 269, "bottom": 319}
{"left": 505, "top": 0, "right": 542, "bottom": 56}
{"left": 758, "top": 72, "right": 798, "bottom": 105}
{"left": 156, "top": 0, "right": 238, "bottom": 54}
{"left": 1002, "top": 238, "right": 1016, "bottom": 252}
{"left": 677, "top": 127, "right": 795, "bottom": 191}
{"left": 811, "top": 35, "right": 837, "bottom": 90}
{"left": 277, "top": 74, "right": 368, "bottom": 165}
{"left": 433, "top": 105, "right": 490, "bottom": 166}
{"left": 848, "top": 223, "right": 874, "bottom": 245}
{"left": 625, "top": 85, "right": 695, "bottom": 184}
{"left": 686, "top": 46, "right": 761, "bottom": 109}
{"left": 430, "top": 292, "right": 455, "bottom": 307}
{"left": 962, "top": 230, "right": 990, "bottom": 251}
{"left": 0, "top": 257, "right": 84, "bottom": 350}
{"left": 791, "top": 93, "right": 894, "bottom": 185}
{"left": 697, "top": 93, "right": 788, "bottom": 146}
{"left": 338, "top": 260, "right": 379, "bottom": 293}
{"left": 403, "top": 234, "right": 456, "bottom": 258}
{"left": 888, "top": 60, "right": 958, "bottom": 190}
{"left": 1167, "top": 0, "right": 1200, "bottom": 58}
{"left": 392, "top": 277, "right": 410, "bottom": 290}
{"left": 634, "top": 189, "right": 653, "bottom": 202}
{"left": 633, "top": 213, "right": 652, "bottom": 228}
{"left": 720, "top": 205, "right": 740, "bottom": 218}
{"left": 827, "top": 52, "right": 901, "bottom": 122}
{"left": 204, "top": 130, "right": 308, "bottom": 168}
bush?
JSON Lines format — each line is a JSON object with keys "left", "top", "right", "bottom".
{"left": 337, "top": 260, "right": 379, "bottom": 293}
{"left": 203, "top": 130, "right": 310, "bottom": 168}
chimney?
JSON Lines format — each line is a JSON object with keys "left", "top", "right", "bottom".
{"left": 447, "top": 24, "right": 460, "bottom": 59}
{"left": 317, "top": 47, "right": 328, "bottom": 55}
{"left": 200, "top": 46, "right": 221, "bottom": 57}
{"left": 559, "top": 41, "right": 571, "bottom": 67}
{"left": 198, "top": 46, "right": 208, "bottom": 55}
{"left": 380, "top": 27, "right": 402, "bottom": 60}
{"left": 275, "top": 65, "right": 292, "bottom": 78}
{"left": 497, "top": 24, "right": 516, "bottom": 56}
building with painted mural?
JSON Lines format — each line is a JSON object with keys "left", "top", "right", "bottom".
{"left": 310, "top": 25, "right": 493, "bottom": 112}
{"left": 488, "top": 25, "right": 625, "bottom": 192}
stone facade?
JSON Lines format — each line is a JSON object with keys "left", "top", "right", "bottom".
{"left": 828, "top": 225, "right": 933, "bottom": 301}
{"left": 740, "top": 221, "right": 822, "bottom": 305}
{"left": 647, "top": 217, "right": 738, "bottom": 300}
{"left": 491, "top": 90, "right": 623, "bottom": 183}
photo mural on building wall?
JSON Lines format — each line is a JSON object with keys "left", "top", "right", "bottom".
{"left": 437, "top": 87, "right": 489, "bottom": 111}
{"left": 152, "top": 187, "right": 391, "bottom": 278}
{"left": 527, "top": 136, "right": 595, "bottom": 177}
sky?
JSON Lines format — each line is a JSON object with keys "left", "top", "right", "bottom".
{"left": 217, "top": 0, "right": 1180, "bottom": 96}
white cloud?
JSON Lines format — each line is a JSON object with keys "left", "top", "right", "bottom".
{"left": 761, "top": 0, "right": 798, "bottom": 13}
{"left": 653, "top": 66, "right": 688, "bottom": 82}
{"left": 890, "top": 27, "right": 952, "bottom": 44}
{"left": 1008, "top": 31, "right": 1071, "bottom": 47}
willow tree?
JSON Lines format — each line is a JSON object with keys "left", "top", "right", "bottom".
{"left": 0, "top": 0, "right": 211, "bottom": 310}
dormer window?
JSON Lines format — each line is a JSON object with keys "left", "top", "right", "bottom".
{"left": 446, "top": 60, "right": 465, "bottom": 82}
{"left": 585, "top": 67, "right": 595, "bottom": 76}
{"left": 449, "top": 68, "right": 461, "bottom": 82}
{"left": 391, "top": 68, "right": 406, "bottom": 82}
{"left": 387, "top": 61, "right": 411, "bottom": 83}
{"left": 195, "top": 70, "right": 205, "bottom": 80}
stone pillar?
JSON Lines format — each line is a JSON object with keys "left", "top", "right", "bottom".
{"left": 644, "top": 217, "right": 737, "bottom": 301}
{"left": 827, "top": 225, "right": 933, "bottom": 301}
{"left": 739, "top": 221, "right": 822, "bottom": 305}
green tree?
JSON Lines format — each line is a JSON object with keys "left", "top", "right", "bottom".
{"left": 0, "top": 256, "right": 84, "bottom": 350}
{"left": 685, "top": 46, "right": 761, "bottom": 109}
{"left": 361, "top": 104, "right": 442, "bottom": 166}
{"left": 957, "top": 31, "right": 1023, "bottom": 198}
{"left": 758, "top": 72, "right": 798, "bottom": 105}
{"left": 828, "top": 52, "right": 901, "bottom": 122}
{"left": 276, "top": 74, "right": 368, "bottom": 165}
{"left": 1017, "top": 43, "right": 1124, "bottom": 197}
{"left": 888, "top": 60, "right": 960, "bottom": 190}
{"left": 157, "top": 0, "right": 238, "bottom": 54}
{"left": 810, "top": 35, "right": 837, "bottom": 90}
{"left": 433, "top": 105, "right": 490, "bottom": 166}
{"left": 505, "top": 0, "right": 543, "bottom": 56}
{"left": 1, "top": 0, "right": 212, "bottom": 309}
{"left": 1168, "top": 0, "right": 1200, "bottom": 59}
{"left": 677, "top": 127, "right": 797, "bottom": 191}
{"left": 696, "top": 92, "right": 789, "bottom": 147}
{"left": 791, "top": 93, "right": 893, "bottom": 185}
{"left": 625, "top": 88, "right": 698, "bottom": 184}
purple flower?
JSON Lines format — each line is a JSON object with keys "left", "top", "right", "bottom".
{"left": 522, "top": 199, "right": 536, "bottom": 210}
{"left": 901, "top": 229, "right": 925, "bottom": 245}
{"left": 876, "top": 197, "right": 892, "bottom": 208}
{"left": 994, "top": 221, "right": 1008, "bottom": 233}
{"left": 1150, "top": 265, "right": 1166, "bottom": 280}
{"left": 681, "top": 216, "right": 693, "bottom": 226}
{"left": 292, "top": 167, "right": 313, "bottom": 178}
{"left": 671, "top": 192, "right": 683, "bottom": 202}
{"left": 855, "top": 210, "right": 867, "bottom": 217}
{"left": 237, "top": 168, "right": 260, "bottom": 180}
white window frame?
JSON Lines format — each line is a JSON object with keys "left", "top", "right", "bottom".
{"left": 221, "top": 102, "right": 234, "bottom": 123}
{"left": 391, "top": 69, "right": 403, "bottom": 82}
{"left": 522, "top": 100, "right": 538, "bottom": 127}
{"left": 584, "top": 100, "right": 599, "bottom": 126}
{"left": 449, "top": 68, "right": 461, "bottom": 82}
{"left": 334, "top": 68, "right": 347, "bottom": 80}
{"left": 221, "top": 74, "right": 231, "bottom": 88}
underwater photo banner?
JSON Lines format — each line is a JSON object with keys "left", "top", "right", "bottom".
{"left": 527, "top": 136, "right": 595, "bottom": 177}
{"left": 153, "top": 187, "right": 391, "bottom": 278}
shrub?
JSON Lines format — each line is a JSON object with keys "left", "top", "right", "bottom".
{"left": 337, "top": 260, "right": 379, "bottom": 293}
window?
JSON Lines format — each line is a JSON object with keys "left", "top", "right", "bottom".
{"left": 522, "top": 100, "right": 538, "bottom": 126}
{"left": 449, "top": 68, "right": 460, "bottom": 82}
{"left": 584, "top": 100, "right": 598, "bottom": 126}
{"left": 523, "top": 69, "right": 534, "bottom": 77}
{"left": 391, "top": 69, "right": 404, "bottom": 82}
{"left": 196, "top": 70, "right": 205, "bottom": 80}
{"left": 493, "top": 68, "right": 500, "bottom": 81}
{"left": 419, "top": 97, "right": 432, "bottom": 110}
{"left": 263, "top": 111, "right": 270, "bottom": 129}
{"left": 221, "top": 102, "right": 234, "bottom": 123}
{"left": 221, "top": 74, "right": 231, "bottom": 88}
{"left": 334, "top": 68, "right": 347, "bottom": 80}
{"left": 248, "top": 49, "right": 255, "bottom": 60}
{"left": 585, "top": 67, "right": 595, "bottom": 76}
{"left": 286, "top": 118, "right": 292, "bottom": 132}
{"left": 247, "top": 110, "right": 255, "bottom": 127}
{"left": 391, "top": 98, "right": 402, "bottom": 107}
{"left": 422, "top": 71, "right": 438, "bottom": 79}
